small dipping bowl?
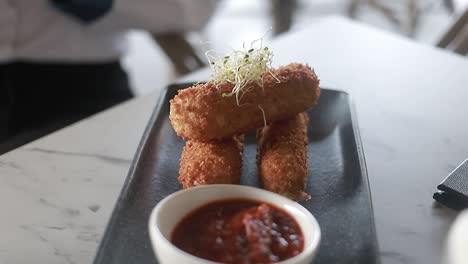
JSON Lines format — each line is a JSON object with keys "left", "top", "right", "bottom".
{"left": 148, "top": 184, "right": 321, "bottom": 264}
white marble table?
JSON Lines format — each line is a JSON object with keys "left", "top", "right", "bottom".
{"left": 1, "top": 16, "right": 468, "bottom": 264}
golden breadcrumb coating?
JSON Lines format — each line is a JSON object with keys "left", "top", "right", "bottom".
{"left": 257, "top": 112, "right": 310, "bottom": 201}
{"left": 178, "top": 135, "right": 244, "bottom": 188}
{"left": 169, "top": 63, "right": 320, "bottom": 142}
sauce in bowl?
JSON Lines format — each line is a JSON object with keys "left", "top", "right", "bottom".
{"left": 171, "top": 198, "right": 304, "bottom": 264}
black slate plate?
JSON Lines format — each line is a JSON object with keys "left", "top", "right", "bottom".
{"left": 93, "top": 83, "right": 380, "bottom": 264}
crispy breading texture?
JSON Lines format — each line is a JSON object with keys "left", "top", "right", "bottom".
{"left": 257, "top": 112, "right": 310, "bottom": 201}
{"left": 178, "top": 135, "right": 244, "bottom": 188}
{"left": 169, "top": 63, "right": 320, "bottom": 142}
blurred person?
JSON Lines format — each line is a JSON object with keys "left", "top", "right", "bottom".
{"left": 0, "top": 0, "right": 216, "bottom": 150}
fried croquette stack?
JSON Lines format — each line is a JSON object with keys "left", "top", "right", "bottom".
{"left": 169, "top": 63, "right": 320, "bottom": 201}
{"left": 178, "top": 135, "right": 244, "bottom": 188}
{"left": 170, "top": 63, "right": 319, "bottom": 141}
{"left": 257, "top": 112, "right": 311, "bottom": 201}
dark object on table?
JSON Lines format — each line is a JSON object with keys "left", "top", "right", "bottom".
{"left": 0, "top": 62, "right": 133, "bottom": 155}
{"left": 437, "top": 7, "right": 468, "bottom": 55}
{"left": 93, "top": 83, "right": 380, "bottom": 264}
{"left": 152, "top": 33, "right": 206, "bottom": 75}
{"left": 433, "top": 158, "right": 468, "bottom": 210}
{"left": 271, "top": 0, "right": 297, "bottom": 35}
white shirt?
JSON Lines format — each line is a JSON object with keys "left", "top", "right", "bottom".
{"left": 0, "top": 0, "right": 216, "bottom": 63}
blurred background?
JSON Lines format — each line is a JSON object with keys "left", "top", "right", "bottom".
{"left": 1, "top": 0, "right": 467, "bottom": 154}
{"left": 123, "top": 0, "right": 467, "bottom": 96}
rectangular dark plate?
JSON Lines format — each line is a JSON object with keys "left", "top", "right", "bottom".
{"left": 94, "top": 83, "right": 380, "bottom": 264}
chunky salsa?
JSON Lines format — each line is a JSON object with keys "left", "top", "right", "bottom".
{"left": 171, "top": 199, "right": 304, "bottom": 264}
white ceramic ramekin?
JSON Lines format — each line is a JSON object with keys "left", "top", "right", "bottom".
{"left": 148, "top": 184, "right": 321, "bottom": 264}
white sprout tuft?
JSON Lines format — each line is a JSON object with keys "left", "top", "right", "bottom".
{"left": 205, "top": 38, "right": 276, "bottom": 105}
{"left": 257, "top": 105, "right": 267, "bottom": 127}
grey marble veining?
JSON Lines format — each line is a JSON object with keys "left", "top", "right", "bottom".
{"left": 24, "top": 147, "right": 132, "bottom": 166}
{"left": 0, "top": 95, "right": 157, "bottom": 264}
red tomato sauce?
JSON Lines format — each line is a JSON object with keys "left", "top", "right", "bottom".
{"left": 170, "top": 199, "right": 304, "bottom": 264}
